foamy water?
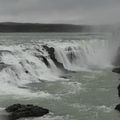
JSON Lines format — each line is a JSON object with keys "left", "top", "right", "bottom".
{"left": 0, "top": 33, "right": 119, "bottom": 120}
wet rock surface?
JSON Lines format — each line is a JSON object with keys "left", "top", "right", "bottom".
{"left": 117, "top": 84, "right": 120, "bottom": 97}
{"left": 42, "top": 45, "right": 66, "bottom": 71}
{"left": 112, "top": 67, "right": 120, "bottom": 74}
{"left": 35, "top": 53, "right": 50, "bottom": 67}
{"left": 5, "top": 104, "right": 49, "bottom": 120}
{"left": 115, "top": 104, "right": 120, "bottom": 112}
{"left": 41, "top": 56, "right": 50, "bottom": 67}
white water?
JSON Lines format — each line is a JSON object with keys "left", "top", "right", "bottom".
{"left": 0, "top": 33, "right": 120, "bottom": 120}
{"left": 52, "top": 39, "right": 119, "bottom": 70}
{"left": 0, "top": 38, "right": 118, "bottom": 96}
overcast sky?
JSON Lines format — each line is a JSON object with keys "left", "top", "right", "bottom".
{"left": 0, "top": 0, "right": 120, "bottom": 25}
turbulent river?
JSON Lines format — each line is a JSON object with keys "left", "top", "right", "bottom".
{"left": 0, "top": 32, "right": 120, "bottom": 120}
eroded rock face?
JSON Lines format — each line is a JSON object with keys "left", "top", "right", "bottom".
{"left": 5, "top": 104, "right": 49, "bottom": 120}
{"left": 42, "top": 45, "right": 66, "bottom": 71}
{"left": 40, "top": 56, "right": 50, "bottom": 67}
{"left": 35, "top": 53, "right": 50, "bottom": 67}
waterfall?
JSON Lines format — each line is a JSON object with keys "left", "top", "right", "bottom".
{"left": 0, "top": 38, "right": 118, "bottom": 95}
{"left": 54, "top": 39, "right": 118, "bottom": 70}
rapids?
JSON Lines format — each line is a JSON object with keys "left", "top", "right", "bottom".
{"left": 0, "top": 33, "right": 119, "bottom": 120}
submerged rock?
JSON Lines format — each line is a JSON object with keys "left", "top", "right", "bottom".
{"left": 115, "top": 104, "right": 120, "bottom": 112}
{"left": 5, "top": 104, "right": 49, "bottom": 120}
{"left": 112, "top": 67, "right": 120, "bottom": 74}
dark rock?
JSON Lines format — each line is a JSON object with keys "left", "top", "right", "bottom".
{"left": 60, "top": 76, "right": 68, "bottom": 79}
{"left": 34, "top": 53, "right": 50, "bottom": 67}
{"left": 118, "top": 84, "right": 120, "bottom": 97}
{"left": 6, "top": 104, "right": 22, "bottom": 113}
{"left": 42, "top": 45, "right": 55, "bottom": 58}
{"left": 5, "top": 104, "right": 49, "bottom": 120}
{"left": 112, "top": 67, "right": 120, "bottom": 74}
{"left": 42, "top": 45, "right": 67, "bottom": 71}
{"left": 41, "top": 56, "right": 50, "bottom": 67}
{"left": 25, "top": 70, "right": 29, "bottom": 74}
{"left": 115, "top": 104, "right": 120, "bottom": 112}
{"left": 35, "top": 48, "right": 44, "bottom": 54}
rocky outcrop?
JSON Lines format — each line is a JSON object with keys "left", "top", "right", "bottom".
{"left": 112, "top": 67, "right": 120, "bottom": 74}
{"left": 115, "top": 104, "right": 120, "bottom": 112}
{"left": 5, "top": 104, "right": 49, "bottom": 120}
{"left": 41, "top": 56, "right": 50, "bottom": 67}
{"left": 42, "top": 45, "right": 66, "bottom": 71}
{"left": 117, "top": 84, "right": 120, "bottom": 97}
{"left": 35, "top": 53, "right": 50, "bottom": 67}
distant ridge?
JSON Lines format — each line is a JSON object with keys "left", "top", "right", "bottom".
{"left": 0, "top": 22, "right": 91, "bottom": 32}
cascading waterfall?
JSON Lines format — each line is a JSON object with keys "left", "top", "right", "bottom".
{"left": 54, "top": 39, "right": 119, "bottom": 70}
{"left": 0, "top": 38, "right": 119, "bottom": 96}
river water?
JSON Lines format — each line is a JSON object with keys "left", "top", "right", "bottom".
{"left": 0, "top": 33, "right": 119, "bottom": 120}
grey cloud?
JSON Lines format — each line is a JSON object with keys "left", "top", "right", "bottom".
{"left": 0, "top": 0, "right": 120, "bottom": 24}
